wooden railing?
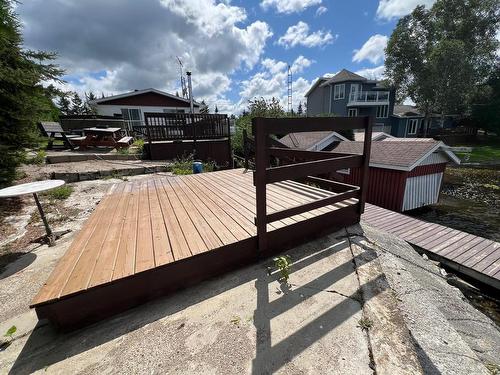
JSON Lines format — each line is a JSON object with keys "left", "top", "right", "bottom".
{"left": 135, "top": 113, "right": 230, "bottom": 141}
{"left": 252, "top": 116, "right": 373, "bottom": 251}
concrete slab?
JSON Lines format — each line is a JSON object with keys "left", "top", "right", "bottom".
{"left": 1, "top": 231, "right": 374, "bottom": 374}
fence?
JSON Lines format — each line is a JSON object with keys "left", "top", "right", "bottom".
{"left": 135, "top": 113, "right": 230, "bottom": 141}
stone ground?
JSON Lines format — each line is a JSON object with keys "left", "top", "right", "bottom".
{"left": 0, "top": 174, "right": 499, "bottom": 374}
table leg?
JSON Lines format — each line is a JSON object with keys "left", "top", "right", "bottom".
{"left": 33, "top": 193, "right": 55, "bottom": 246}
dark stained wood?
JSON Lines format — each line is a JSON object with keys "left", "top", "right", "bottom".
{"left": 32, "top": 168, "right": 360, "bottom": 329}
{"left": 358, "top": 116, "right": 373, "bottom": 214}
{"left": 252, "top": 116, "right": 369, "bottom": 134}
{"left": 362, "top": 204, "right": 500, "bottom": 289}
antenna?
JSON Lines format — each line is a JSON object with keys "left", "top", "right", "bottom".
{"left": 287, "top": 64, "right": 293, "bottom": 113}
{"left": 176, "top": 56, "right": 188, "bottom": 99}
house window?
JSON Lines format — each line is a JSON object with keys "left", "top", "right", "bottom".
{"left": 408, "top": 119, "right": 419, "bottom": 135}
{"left": 163, "top": 108, "right": 186, "bottom": 114}
{"left": 334, "top": 84, "right": 345, "bottom": 100}
{"left": 348, "top": 108, "right": 358, "bottom": 117}
{"left": 121, "top": 108, "right": 142, "bottom": 130}
{"left": 376, "top": 105, "right": 388, "bottom": 118}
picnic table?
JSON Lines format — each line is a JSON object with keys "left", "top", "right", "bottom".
{"left": 0, "top": 180, "right": 70, "bottom": 246}
{"left": 75, "top": 127, "right": 124, "bottom": 149}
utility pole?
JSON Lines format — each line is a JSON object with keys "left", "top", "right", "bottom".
{"left": 186, "top": 71, "right": 196, "bottom": 158}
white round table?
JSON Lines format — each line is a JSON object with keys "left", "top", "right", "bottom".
{"left": 0, "top": 180, "right": 67, "bottom": 246}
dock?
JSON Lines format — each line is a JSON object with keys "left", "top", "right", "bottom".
{"left": 363, "top": 205, "right": 500, "bottom": 289}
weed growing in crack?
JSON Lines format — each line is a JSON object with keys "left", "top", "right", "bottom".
{"left": 358, "top": 317, "right": 373, "bottom": 330}
{"left": 273, "top": 255, "right": 292, "bottom": 284}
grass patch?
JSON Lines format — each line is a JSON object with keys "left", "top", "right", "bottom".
{"left": 166, "top": 155, "right": 217, "bottom": 175}
{"left": 455, "top": 145, "right": 500, "bottom": 163}
{"left": 42, "top": 185, "right": 73, "bottom": 200}
{"left": 24, "top": 150, "right": 46, "bottom": 165}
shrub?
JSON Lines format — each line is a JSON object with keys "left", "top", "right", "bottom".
{"left": 25, "top": 150, "right": 46, "bottom": 164}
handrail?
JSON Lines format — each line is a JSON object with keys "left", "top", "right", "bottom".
{"left": 349, "top": 90, "right": 389, "bottom": 103}
{"left": 252, "top": 116, "right": 373, "bottom": 251}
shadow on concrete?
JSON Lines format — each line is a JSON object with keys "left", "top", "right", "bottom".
{"left": 251, "top": 234, "right": 383, "bottom": 374}
{"left": 10, "top": 233, "right": 362, "bottom": 374}
{"left": 0, "top": 253, "right": 37, "bottom": 281}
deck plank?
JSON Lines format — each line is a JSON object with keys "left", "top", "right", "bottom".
{"left": 154, "top": 178, "right": 191, "bottom": 261}
{"left": 112, "top": 180, "right": 141, "bottom": 280}
{"left": 61, "top": 183, "right": 126, "bottom": 296}
{"left": 88, "top": 183, "right": 132, "bottom": 287}
{"left": 32, "top": 184, "right": 122, "bottom": 304}
{"left": 159, "top": 178, "right": 209, "bottom": 255}
{"left": 148, "top": 179, "right": 174, "bottom": 267}
{"left": 135, "top": 180, "right": 155, "bottom": 273}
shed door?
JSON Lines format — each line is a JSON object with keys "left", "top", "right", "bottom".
{"left": 402, "top": 172, "right": 443, "bottom": 211}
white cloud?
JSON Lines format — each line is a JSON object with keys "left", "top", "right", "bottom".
{"left": 352, "top": 34, "right": 388, "bottom": 64}
{"left": 19, "top": 0, "right": 273, "bottom": 112}
{"left": 237, "top": 55, "right": 314, "bottom": 113}
{"left": 278, "top": 21, "right": 336, "bottom": 49}
{"left": 261, "top": 0, "right": 322, "bottom": 14}
{"left": 315, "top": 6, "right": 328, "bottom": 16}
{"left": 376, "top": 0, "right": 436, "bottom": 21}
{"left": 355, "top": 65, "right": 386, "bottom": 80}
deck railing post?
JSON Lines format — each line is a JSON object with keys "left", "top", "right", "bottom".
{"left": 144, "top": 115, "right": 153, "bottom": 160}
{"left": 358, "top": 116, "right": 373, "bottom": 214}
{"left": 253, "top": 117, "right": 268, "bottom": 252}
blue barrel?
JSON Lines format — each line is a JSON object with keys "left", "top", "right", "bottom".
{"left": 192, "top": 161, "right": 203, "bottom": 174}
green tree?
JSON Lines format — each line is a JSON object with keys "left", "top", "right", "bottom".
{"left": 233, "top": 97, "right": 286, "bottom": 156}
{"left": 385, "top": 0, "right": 499, "bottom": 134}
{"left": 58, "top": 94, "right": 71, "bottom": 116}
{"left": 0, "top": 0, "right": 63, "bottom": 186}
{"left": 297, "top": 102, "right": 303, "bottom": 116}
{"left": 70, "top": 92, "right": 84, "bottom": 115}
{"left": 199, "top": 100, "right": 209, "bottom": 114}
{"left": 83, "top": 91, "right": 97, "bottom": 115}
{"left": 470, "top": 66, "right": 500, "bottom": 134}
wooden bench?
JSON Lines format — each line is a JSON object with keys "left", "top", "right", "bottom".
{"left": 116, "top": 136, "right": 134, "bottom": 148}
{"left": 38, "top": 122, "right": 81, "bottom": 150}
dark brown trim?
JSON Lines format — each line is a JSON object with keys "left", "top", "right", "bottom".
{"left": 253, "top": 116, "right": 369, "bottom": 134}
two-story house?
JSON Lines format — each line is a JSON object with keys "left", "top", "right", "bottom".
{"left": 305, "top": 69, "right": 396, "bottom": 134}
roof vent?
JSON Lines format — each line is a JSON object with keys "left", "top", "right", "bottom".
{"left": 134, "top": 89, "right": 139, "bottom": 92}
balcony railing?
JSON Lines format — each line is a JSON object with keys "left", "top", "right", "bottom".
{"left": 348, "top": 90, "right": 390, "bottom": 105}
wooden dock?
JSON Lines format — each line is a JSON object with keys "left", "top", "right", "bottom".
{"left": 31, "top": 168, "right": 360, "bottom": 329}
{"left": 362, "top": 205, "right": 500, "bottom": 289}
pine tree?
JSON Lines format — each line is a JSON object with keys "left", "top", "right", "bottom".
{"left": 214, "top": 105, "right": 219, "bottom": 114}
{"left": 58, "top": 95, "right": 71, "bottom": 116}
{"left": 0, "top": 0, "right": 63, "bottom": 186}
{"left": 84, "top": 92, "right": 97, "bottom": 115}
{"left": 70, "top": 92, "right": 84, "bottom": 115}
{"left": 297, "top": 102, "right": 303, "bottom": 116}
{"left": 200, "top": 100, "right": 209, "bottom": 114}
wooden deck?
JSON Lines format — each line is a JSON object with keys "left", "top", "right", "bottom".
{"left": 31, "top": 168, "right": 360, "bottom": 328}
{"left": 363, "top": 204, "right": 500, "bottom": 289}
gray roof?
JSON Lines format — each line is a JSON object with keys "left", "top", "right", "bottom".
{"left": 392, "top": 105, "right": 423, "bottom": 118}
{"left": 321, "top": 69, "right": 367, "bottom": 86}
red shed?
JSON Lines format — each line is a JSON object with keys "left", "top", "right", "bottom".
{"left": 327, "top": 139, "right": 461, "bottom": 212}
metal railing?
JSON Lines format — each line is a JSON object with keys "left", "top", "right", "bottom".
{"left": 348, "top": 90, "right": 389, "bottom": 104}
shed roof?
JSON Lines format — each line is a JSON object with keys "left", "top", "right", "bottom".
{"left": 279, "top": 131, "right": 349, "bottom": 150}
{"left": 328, "top": 140, "right": 460, "bottom": 171}
{"left": 354, "top": 132, "right": 394, "bottom": 142}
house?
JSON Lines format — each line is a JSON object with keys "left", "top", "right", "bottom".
{"left": 353, "top": 131, "right": 394, "bottom": 142}
{"left": 391, "top": 105, "right": 459, "bottom": 138}
{"left": 327, "top": 140, "right": 460, "bottom": 211}
{"left": 305, "top": 69, "right": 396, "bottom": 134}
{"left": 91, "top": 88, "right": 204, "bottom": 130}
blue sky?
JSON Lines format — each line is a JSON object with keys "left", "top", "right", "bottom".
{"left": 17, "top": 0, "right": 434, "bottom": 113}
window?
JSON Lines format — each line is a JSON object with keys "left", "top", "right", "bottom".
{"left": 376, "top": 105, "right": 388, "bottom": 118}
{"left": 121, "top": 108, "right": 142, "bottom": 130}
{"left": 348, "top": 108, "right": 358, "bottom": 117}
{"left": 408, "top": 119, "right": 419, "bottom": 135}
{"left": 333, "top": 84, "right": 345, "bottom": 100}
{"left": 163, "top": 108, "right": 186, "bottom": 113}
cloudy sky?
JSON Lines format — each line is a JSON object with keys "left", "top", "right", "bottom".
{"left": 17, "top": 0, "right": 435, "bottom": 113}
